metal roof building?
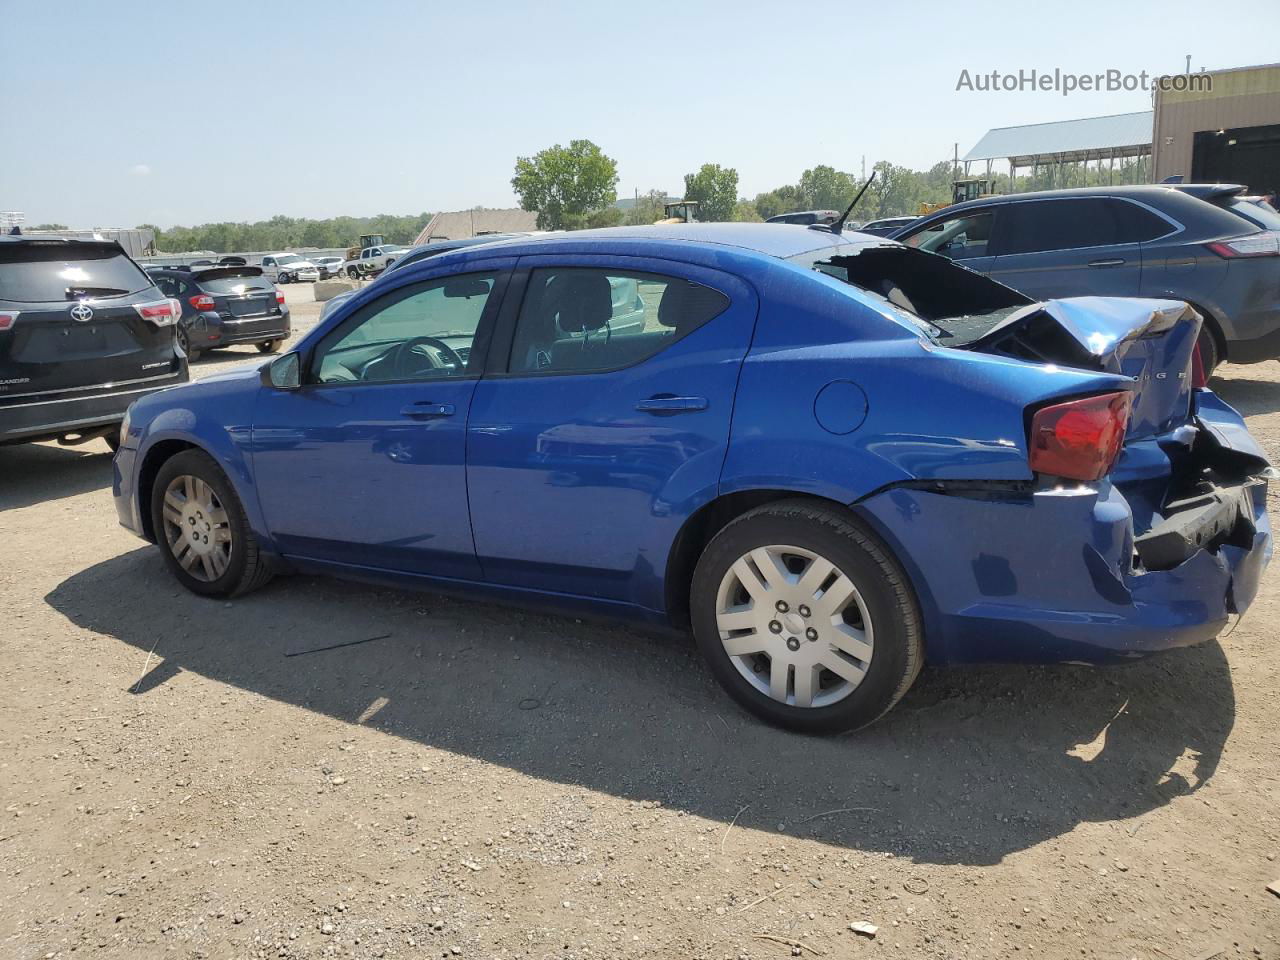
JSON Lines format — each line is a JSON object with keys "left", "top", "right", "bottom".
{"left": 962, "top": 111, "right": 1154, "bottom": 188}
{"left": 414, "top": 208, "right": 538, "bottom": 244}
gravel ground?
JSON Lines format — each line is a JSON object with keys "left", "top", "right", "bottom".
{"left": 2, "top": 284, "right": 1278, "bottom": 959}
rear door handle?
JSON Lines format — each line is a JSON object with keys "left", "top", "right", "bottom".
{"left": 1087, "top": 258, "right": 1126, "bottom": 268}
{"left": 399, "top": 402, "right": 455, "bottom": 418}
{"left": 635, "top": 395, "right": 708, "bottom": 414}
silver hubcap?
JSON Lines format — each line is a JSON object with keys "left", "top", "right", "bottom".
{"left": 161, "top": 474, "right": 232, "bottom": 582}
{"left": 716, "top": 545, "right": 873, "bottom": 709}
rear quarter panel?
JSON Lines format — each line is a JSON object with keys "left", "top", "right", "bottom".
{"left": 722, "top": 264, "right": 1131, "bottom": 503}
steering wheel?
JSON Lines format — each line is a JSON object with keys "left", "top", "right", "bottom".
{"left": 386, "top": 336, "right": 465, "bottom": 380}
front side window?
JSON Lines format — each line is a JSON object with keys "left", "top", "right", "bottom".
{"left": 311, "top": 272, "right": 498, "bottom": 384}
{"left": 508, "top": 268, "right": 729, "bottom": 375}
{"left": 901, "top": 211, "right": 994, "bottom": 259}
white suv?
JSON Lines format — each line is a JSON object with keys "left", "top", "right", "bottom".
{"left": 260, "top": 254, "right": 319, "bottom": 284}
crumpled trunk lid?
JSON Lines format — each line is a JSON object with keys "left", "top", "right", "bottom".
{"left": 966, "top": 296, "right": 1200, "bottom": 441}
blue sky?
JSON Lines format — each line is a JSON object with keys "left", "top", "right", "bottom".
{"left": 2, "top": 0, "right": 1276, "bottom": 228}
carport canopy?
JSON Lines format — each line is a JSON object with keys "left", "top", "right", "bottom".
{"left": 964, "top": 111, "right": 1154, "bottom": 166}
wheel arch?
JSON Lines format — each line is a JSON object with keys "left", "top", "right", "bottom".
{"left": 136, "top": 438, "right": 200, "bottom": 542}
{"left": 663, "top": 488, "right": 857, "bottom": 628}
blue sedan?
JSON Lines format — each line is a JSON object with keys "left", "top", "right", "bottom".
{"left": 111, "top": 224, "right": 1272, "bottom": 732}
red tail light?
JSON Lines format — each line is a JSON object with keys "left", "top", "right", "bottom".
{"left": 275, "top": 289, "right": 286, "bottom": 305}
{"left": 133, "top": 298, "right": 181, "bottom": 327}
{"left": 0, "top": 311, "right": 18, "bottom": 331}
{"left": 1029, "top": 392, "right": 1132, "bottom": 482}
{"left": 1190, "top": 340, "right": 1208, "bottom": 388}
{"left": 1205, "top": 230, "right": 1280, "bottom": 258}
{"left": 189, "top": 293, "right": 215, "bottom": 310}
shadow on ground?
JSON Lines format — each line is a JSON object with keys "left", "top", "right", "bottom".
{"left": 47, "top": 547, "right": 1234, "bottom": 867}
{"left": 1212, "top": 371, "right": 1280, "bottom": 417}
{"left": 0, "top": 441, "right": 114, "bottom": 511}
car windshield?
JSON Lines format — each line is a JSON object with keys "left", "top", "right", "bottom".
{"left": 276, "top": 254, "right": 304, "bottom": 266}
{"left": 0, "top": 242, "right": 152, "bottom": 303}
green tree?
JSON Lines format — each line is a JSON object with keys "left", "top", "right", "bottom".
{"left": 30, "top": 222, "right": 69, "bottom": 230}
{"left": 624, "top": 189, "right": 671, "bottom": 226}
{"left": 796, "top": 165, "right": 857, "bottom": 211}
{"left": 682, "top": 163, "right": 739, "bottom": 222}
{"left": 732, "top": 199, "right": 761, "bottom": 222}
{"left": 586, "top": 206, "right": 624, "bottom": 229}
{"left": 752, "top": 185, "right": 802, "bottom": 220}
{"left": 511, "top": 139, "right": 619, "bottom": 230}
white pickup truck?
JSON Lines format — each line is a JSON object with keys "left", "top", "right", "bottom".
{"left": 341, "top": 245, "right": 408, "bottom": 279}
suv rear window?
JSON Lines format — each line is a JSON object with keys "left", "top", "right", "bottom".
{"left": 0, "top": 242, "right": 153, "bottom": 303}
{"left": 193, "top": 269, "right": 274, "bottom": 295}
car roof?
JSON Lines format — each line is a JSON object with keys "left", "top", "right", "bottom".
{"left": 936, "top": 184, "right": 1226, "bottom": 215}
{"left": 451, "top": 223, "right": 859, "bottom": 260}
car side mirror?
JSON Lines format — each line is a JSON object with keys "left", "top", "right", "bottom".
{"left": 264, "top": 352, "right": 301, "bottom": 390}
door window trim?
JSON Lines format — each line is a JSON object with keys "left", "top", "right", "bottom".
{"left": 483, "top": 257, "right": 736, "bottom": 381}
{"left": 298, "top": 268, "right": 510, "bottom": 390}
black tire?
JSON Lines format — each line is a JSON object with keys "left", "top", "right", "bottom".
{"left": 105, "top": 428, "right": 121, "bottom": 454}
{"left": 347, "top": 267, "right": 359, "bottom": 279}
{"left": 690, "top": 500, "right": 923, "bottom": 734}
{"left": 150, "top": 449, "right": 273, "bottom": 598}
{"left": 257, "top": 339, "right": 282, "bottom": 354}
{"left": 176, "top": 326, "right": 201, "bottom": 361}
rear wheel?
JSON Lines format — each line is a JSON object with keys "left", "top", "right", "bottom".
{"left": 151, "top": 449, "right": 273, "bottom": 598}
{"left": 176, "top": 326, "right": 201, "bottom": 361}
{"left": 690, "top": 500, "right": 923, "bottom": 733}
{"left": 257, "top": 339, "right": 282, "bottom": 354}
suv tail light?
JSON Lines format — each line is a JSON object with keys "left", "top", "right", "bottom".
{"left": 1028, "top": 392, "right": 1132, "bottom": 482}
{"left": 1205, "top": 231, "right": 1280, "bottom": 258}
{"left": 0, "top": 311, "right": 19, "bottom": 331}
{"left": 275, "top": 289, "right": 286, "bottom": 305}
{"left": 133, "top": 298, "right": 181, "bottom": 327}
{"left": 189, "top": 293, "right": 216, "bottom": 310}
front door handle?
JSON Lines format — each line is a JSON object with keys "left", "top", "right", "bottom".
{"left": 399, "top": 402, "right": 455, "bottom": 418}
{"left": 635, "top": 395, "right": 708, "bottom": 415}
{"left": 1087, "top": 258, "right": 1126, "bottom": 268}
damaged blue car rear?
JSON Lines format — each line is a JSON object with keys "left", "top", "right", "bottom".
{"left": 112, "top": 224, "right": 1272, "bottom": 733}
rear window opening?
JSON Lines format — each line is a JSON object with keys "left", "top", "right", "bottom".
{"left": 814, "top": 245, "right": 1030, "bottom": 340}
{"left": 0, "top": 241, "right": 152, "bottom": 303}
{"left": 192, "top": 267, "right": 273, "bottom": 295}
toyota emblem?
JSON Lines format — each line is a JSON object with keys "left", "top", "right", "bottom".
{"left": 70, "top": 303, "right": 94, "bottom": 322}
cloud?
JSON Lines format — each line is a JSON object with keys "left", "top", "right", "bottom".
{"left": 130, "top": 164, "right": 152, "bottom": 176}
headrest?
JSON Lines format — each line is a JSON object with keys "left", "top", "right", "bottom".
{"left": 549, "top": 272, "right": 614, "bottom": 333}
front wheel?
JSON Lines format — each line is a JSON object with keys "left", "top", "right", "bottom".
{"left": 346, "top": 267, "right": 360, "bottom": 279}
{"left": 690, "top": 500, "right": 923, "bottom": 733}
{"left": 257, "top": 339, "right": 282, "bottom": 354}
{"left": 151, "top": 449, "right": 273, "bottom": 597}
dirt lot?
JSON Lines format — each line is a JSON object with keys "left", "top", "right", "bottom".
{"left": 2, "top": 284, "right": 1278, "bottom": 960}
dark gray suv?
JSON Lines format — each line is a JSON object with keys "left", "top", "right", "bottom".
{"left": 891, "top": 185, "right": 1280, "bottom": 372}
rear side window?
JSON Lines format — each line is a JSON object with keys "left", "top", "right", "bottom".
{"left": 996, "top": 198, "right": 1167, "bottom": 254}
{"left": 0, "top": 242, "right": 152, "bottom": 303}
{"left": 508, "top": 268, "right": 729, "bottom": 375}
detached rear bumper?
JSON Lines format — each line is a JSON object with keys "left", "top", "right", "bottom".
{"left": 857, "top": 391, "right": 1271, "bottom": 664}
